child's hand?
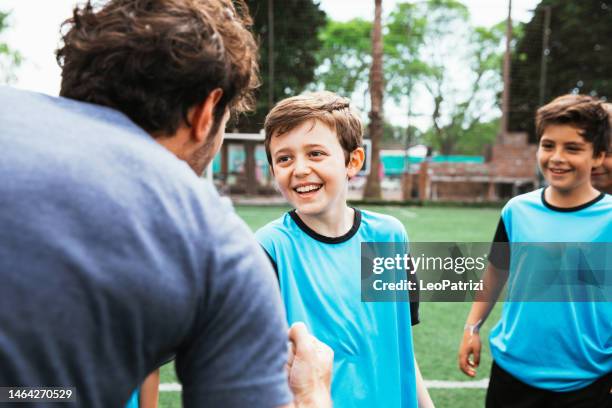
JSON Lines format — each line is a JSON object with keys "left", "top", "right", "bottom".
{"left": 458, "top": 330, "right": 481, "bottom": 377}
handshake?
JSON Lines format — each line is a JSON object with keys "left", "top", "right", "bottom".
{"left": 287, "top": 323, "right": 334, "bottom": 408}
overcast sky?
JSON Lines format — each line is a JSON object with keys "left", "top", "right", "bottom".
{"left": 1, "top": 0, "right": 539, "bottom": 97}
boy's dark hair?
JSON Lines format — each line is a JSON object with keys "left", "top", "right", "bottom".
{"left": 536, "top": 94, "right": 610, "bottom": 156}
{"left": 264, "top": 91, "right": 363, "bottom": 166}
{"left": 56, "top": 0, "right": 259, "bottom": 136}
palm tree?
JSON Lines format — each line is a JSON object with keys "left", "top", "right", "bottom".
{"left": 364, "top": 0, "right": 383, "bottom": 199}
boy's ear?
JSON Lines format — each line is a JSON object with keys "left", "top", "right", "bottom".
{"left": 347, "top": 147, "right": 365, "bottom": 178}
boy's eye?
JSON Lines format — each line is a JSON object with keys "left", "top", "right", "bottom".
{"left": 540, "top": 143, "right": 554, "bottom": 149}
{"left": 309, "top": 151, "right": 326, "bottom": 158}
{"left": 564, "top": 144, "right": 583, "bottom": 152}
{"left": 275, "top": 156, "right": 291, "bottom": 164}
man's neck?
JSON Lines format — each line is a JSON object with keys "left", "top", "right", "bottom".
{"left": 545, "top": 184, "right": 601, "bottom": 208}
{"left": 297, "top": 205, "right": 354, "bottom": 238}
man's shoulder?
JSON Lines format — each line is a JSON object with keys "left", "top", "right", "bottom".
{"left": 1, "top": 86, "right": 142, "bottom": 134}
{"left": 0, "top": 86, "right": 243, "bottom": 269}
{"left": 1, "top": 86, "right": 205, "bottom": 203}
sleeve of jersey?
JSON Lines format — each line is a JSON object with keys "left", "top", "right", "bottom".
{"left": 488, "top": 216, "right": 510, "bottom": 270}
{"left": 399, "top": 225, "right": 420, "bottom": 326}
{"left": 406, "top": 255, "right": 420, "bottom": 326}
{"left": 178, "top": 218, "right": 291, "bottom": 408}
{"left": 255, "top": 228, "right": 279, "bottom": 283}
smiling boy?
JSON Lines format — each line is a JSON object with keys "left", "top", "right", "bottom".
{"left": 458, "top": 94, "right": 612, "bottom": 407}
{"left": 256, "top": 92, "right": 432, "bottom": 408}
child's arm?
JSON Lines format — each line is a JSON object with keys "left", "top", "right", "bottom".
{"left": 139, "top": 369, "right": 160, "bottom": 408}
{"left": 414, "top": 357, "right": 434, "bottom": 408}
{"left": 458, "top": 263, "right": 508, "bottom": 377}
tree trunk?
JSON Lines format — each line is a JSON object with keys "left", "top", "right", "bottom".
{"left": 363, "top": 0, "right": 384, "bottom": 199}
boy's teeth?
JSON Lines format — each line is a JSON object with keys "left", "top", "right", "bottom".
{"left": 296, "top": 185, "right": 321, "bottom": 193}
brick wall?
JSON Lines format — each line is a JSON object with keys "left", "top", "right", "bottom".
{"left": 490, "top": 132, "right": 538, "bottom": 178}
{"left": 419, "top": 132, "right": 538, "bottom": 201}
{"left": 431, "top": 182, "right": 489, "bottom": 201}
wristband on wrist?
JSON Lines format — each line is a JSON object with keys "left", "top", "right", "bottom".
{"left": 464, "top": 319, "right": 482, "bottom": 335}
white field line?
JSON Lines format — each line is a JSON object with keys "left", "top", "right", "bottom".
{"left": 159, "top": 383, "right": 182, "bottom": 392}
{"left": 383, "top": 206, "right": 418, "bottom": 218}
{"left": 159, "top": 379, "right": 489, "bottom": 392}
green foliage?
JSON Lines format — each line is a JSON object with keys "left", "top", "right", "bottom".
{"left": 384, "top": 2, "right": 431, "bottom": 105}
{"left": 315, "top": 1, "right": 508, "bottom": 156}
{"left": 314, "top": 3, "right": 432, "bottom": 106}
{"left": 0, "top": 11, "right": 22, "bottom": 84}
{"left": 234, "top": 0, "right": 326, "bottom": 131}
{"left": 423, "top": 117, "right": 499, "bottom": 155}
{"left": 314, "top": 18, "right": 373, "bottom": 97}
{"left": 416, "top": 1, "right": 505, "bottom": 155}
{"left": 382, "top": 121, "right": 424, "bottom": 148}
{"left": 509, "top": 0, "right": 612, "bottom": 142}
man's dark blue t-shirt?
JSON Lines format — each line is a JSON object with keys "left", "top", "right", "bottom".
{"left": 0, "top": 86, "right": 292, "bottom": 407}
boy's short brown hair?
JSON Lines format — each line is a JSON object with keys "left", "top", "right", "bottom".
{"left": 264, "top": 91, "right": 363, "bottom": 165}
{"left": 536, "top": 94, "right": 610, "bottom": 156}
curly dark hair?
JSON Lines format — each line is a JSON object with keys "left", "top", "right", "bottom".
{"left": 536, "top": 94, "right": 610, "bottom": 156}
{"left": 56, "top": 0, "right": 259, "bottom": 135}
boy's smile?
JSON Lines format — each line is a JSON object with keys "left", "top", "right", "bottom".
{"left": 537, "top": 124, "right": 604, "bottom": 198}
{"left": 293, "top": 183, "right": 323, "bottom": 195}
{"left": 269, "top": 120, "right": 361, "bottom": 219}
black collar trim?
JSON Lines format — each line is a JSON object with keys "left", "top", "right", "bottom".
{"left": 541, "top": 187, "right": 605, "bottom": 212}
{"left": 289, "top": 208, "right": 362, "bottom": 244}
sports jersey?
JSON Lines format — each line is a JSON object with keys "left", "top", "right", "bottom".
{"left": 489, "top": 188, "right": 612, "bottom": 392}
{"left": 257, "top": 209, "right": 418, "bottom": 408}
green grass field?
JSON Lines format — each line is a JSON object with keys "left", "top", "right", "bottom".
{"left": 159, "top": 205, "right": 503, "bottom": 407}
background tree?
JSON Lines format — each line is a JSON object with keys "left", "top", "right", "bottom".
{"left": 314, "top": 3, "right": 428, "bottom": 111}
{"left": 414, "top": 0, "right": 505, "bottom": 155}
{"left": 509, "top": 0, "right": 612, "bottom": 142}
{"left": 314, "top": 18, "right": 373, "bottom": 100}
{"left": 0, "top": 11, "right": 22, "bottom": 84}
{"left": 364, "top": 0, "right": 384, "bottom": 199}
{"left": 234, "top": 0, "right": 326, "bottom": 131}
{"left": 315, "top": 1, "right": 506, "bottom": 157}
{"left": 384, "top": 2, "right": 429, "bottom": 151}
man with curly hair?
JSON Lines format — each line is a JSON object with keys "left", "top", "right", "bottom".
{"left": 0, "top": 1, "right": 331, "bottom": 407}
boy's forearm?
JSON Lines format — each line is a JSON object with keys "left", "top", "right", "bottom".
{"left": 467, "top": 264, "right": 507, "bottom": 326}
{"left": 139, "top": 369, "right": 160, "bottom": 408}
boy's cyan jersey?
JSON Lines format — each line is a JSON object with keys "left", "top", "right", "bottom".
{"left": 257, "top": 209, "right": 418, "bottom": 408}
{"left": 490, "top": 189, "right": 612, "bottom": 392}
